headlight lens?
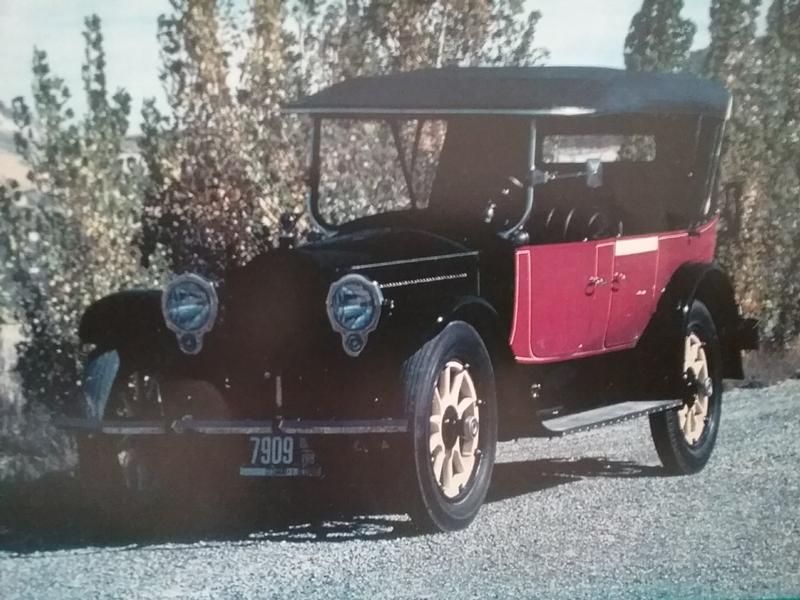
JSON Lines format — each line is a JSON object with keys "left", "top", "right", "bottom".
{"left": 326, "top": 274, "right": 383, "bottom": 356}
{"left": 165, "top": 280, "right": 213, "bottom": 332}
{"left": 162, "top": 274, "right": 218, "bottom": 354}
{"left": 331, "top": 281, "right": 378, "bottom": 331}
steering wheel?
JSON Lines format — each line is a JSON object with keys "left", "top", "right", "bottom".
{"left": 484, "top": 175, "right": 528, "bottom": 231}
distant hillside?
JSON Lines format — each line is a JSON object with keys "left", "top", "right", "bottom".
{"left": 0, "top": 102, "right": 29, "bottom": 187}
{"left": 0, "top": 102, "right": 141, "bottom": 188}
{"left": 0, "top": 101, "right": 17, "bottom": 153}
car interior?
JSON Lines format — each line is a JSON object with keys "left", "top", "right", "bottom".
{"left": 426, "top": 115, "right": 722, "bottom": 243}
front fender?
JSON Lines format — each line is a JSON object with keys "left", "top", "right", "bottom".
{"left": 79, "top": 289, "right": 168, "bottom": 350}
{"left": 401, "top": 295, "right": 510, "bottom": 368}
{"left": 80, "top": 350, "right": 120, "bottom": 419}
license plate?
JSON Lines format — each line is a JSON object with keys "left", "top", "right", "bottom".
{"left": 239, "top": 435, "right": 321, "bottom": 478}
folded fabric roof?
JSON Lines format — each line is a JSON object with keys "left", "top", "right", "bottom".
{"left": 285, "top": 66, "right": 731, "bottom": 119}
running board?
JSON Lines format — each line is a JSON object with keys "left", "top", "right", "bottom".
{"left": 541, "top": 400, "right": 682, "bottom": 437}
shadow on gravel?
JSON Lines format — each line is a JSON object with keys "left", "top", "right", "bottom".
{"left": 488, "top": 457, "right": 663, "bottom": 503}
{"left": 0, "top": 457, "right": 663, "bottom": 555}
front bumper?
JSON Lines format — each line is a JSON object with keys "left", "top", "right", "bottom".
{"left": 55, "top": 415, "right": 409, "bottom": 436}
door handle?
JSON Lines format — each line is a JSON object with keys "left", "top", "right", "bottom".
{"left": 612, "top": 272, "right": 626, "bottom": 291}
{"left": 587, "top": 276, "right": 608, "bottom": 286}
{"left": 586, "top": 276, "right": 608, "bottom": 295}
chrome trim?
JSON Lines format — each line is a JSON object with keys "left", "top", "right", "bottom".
{"left": 379, "top": 272, "right": 468, "bottom": 289}
{"left": 351, "top": 251, "right": 478, "bottom": 271}
{"left": 283, "top": 106, "right": 597, "bottom": 117}
{"left": 278, "top": 419, "right": 408, "bottom": 435}
{"left": 55, "top": 417, "right": 167, "bottom": 435}
{"left": 501, "top": 119, "right": 536, "bottom": 240}
{"left": 171, "top": 417, "right": 275, "bottom": 435}
{"left": 55, "top": 417, "right": 408, "bottom": 435}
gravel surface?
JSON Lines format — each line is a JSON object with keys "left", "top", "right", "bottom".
{"left": 1, "top": 381, "right": 799, "bottom": 599}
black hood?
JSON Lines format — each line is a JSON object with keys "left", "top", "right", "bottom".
{"left": 299, "top": 227, "right": 473, "bottom": 274}
{"left": 219, "top": 227, "right": 479, "bottom": 367}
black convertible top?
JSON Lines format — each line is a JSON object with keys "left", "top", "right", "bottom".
{"left": 286, "top": 66, "right": 731, "bottom": 119}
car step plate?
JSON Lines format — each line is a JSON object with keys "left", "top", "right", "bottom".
{"left": 541, "top": 399, "right": 682, "bottom": 437}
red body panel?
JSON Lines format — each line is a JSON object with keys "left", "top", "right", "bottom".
{"left": 510, "top": 217, "right": 718, "bottom": 364}
{"left": 605, "top": 235, "right": 659, "bottom": 347}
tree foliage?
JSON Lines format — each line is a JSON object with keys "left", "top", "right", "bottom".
{"left": 0, "top": 16, "right": 155, "bottom": 407}
{"left": 624, "top": 0, "right": 696, "bottom": 71}
{"left": 139, "top": 0, "right": 548, "bottom": 274}
{"left": 704, "top": 0, "right": 800, "bottom": 345}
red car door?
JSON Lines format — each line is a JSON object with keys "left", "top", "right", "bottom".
{"left": 511, "top": 240, "right": 614, "bottom": 362}
{"left": 604, "top": 235, "right": 659, "bottom": 348}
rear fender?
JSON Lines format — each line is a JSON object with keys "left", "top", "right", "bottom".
{"left": 642, "top": 262, "right": 752, "bottom": 386}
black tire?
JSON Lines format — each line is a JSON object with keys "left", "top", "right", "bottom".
{"left": 78, "top": 434, "right": 161, "bottom": 525}
{"left": 77, "top": 370, "right": 162, "bottom": 524}
{"left": 649, "top": 300, "right": 722, "bottom": 475}
{"left": 401, "top": 321, "right": 497, "bottom": 532}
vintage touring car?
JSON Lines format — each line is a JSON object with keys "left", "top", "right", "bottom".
{"left": 60, "top": 67, "right": 758, "bottom": 532}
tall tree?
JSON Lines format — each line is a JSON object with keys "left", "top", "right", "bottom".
{"left": 1, "top": 16, "right": 151, "bottom": 407}
{"left": 139, "top": 0, "right": 273, "bottom": 276}
{"left": 624, "top": 0, "right": 697, "bottom": 71}
{"left": 704, "top": 0, "right": 767, "bottom": 328}
{"left": 758, "top": 0, "right": 800, "bottom": 343}
{"left": 704, "top": 0, "right": 800, "bottom": 345}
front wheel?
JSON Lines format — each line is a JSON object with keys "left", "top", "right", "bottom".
{"left": 401, "top": 321, "right": 497, "bottom": 532}
{"left": 77, "top": 370, "right": 163, "bottom": 522}
{"left": 649, "top": 300, "right": 723, "bottom": 475}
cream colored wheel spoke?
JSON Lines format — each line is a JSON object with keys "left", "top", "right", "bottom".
{"left": 428, "top": 360, "right": 481, "bottom": 499}
{"left": 432, "top": 446, "right": 445, "bottom": 482}
{"left": 429, "top": 416, "right": 444, "bottom": 455}
{"left": 457, "top": 395, "right": 476, "bottom": 418}
{"left": 679, "top": 332, "right": 712, "bottom": 445}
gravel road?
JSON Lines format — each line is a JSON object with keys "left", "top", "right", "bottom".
{"left": 1, "top": 381, "right": 799, "bottom": 599}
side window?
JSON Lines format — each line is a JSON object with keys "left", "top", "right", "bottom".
{"left": 542, "top": 134, "right": 656, "bottom": 164}
{"left": 535, "top": 116, "right": 703, "bottom": 237}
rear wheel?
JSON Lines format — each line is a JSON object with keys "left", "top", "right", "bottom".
{"left": 401, "top": 321, "right": 497, "bottom": 532}
{"left": 649, "top": 300, "right": 722, "bottom": 474}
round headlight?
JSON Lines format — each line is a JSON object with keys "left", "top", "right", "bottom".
{"left": 326, "top": 274, "right": 383, "bottom": 356}
{"left": 162, "top": 274, "right": 218, "bottom": 354}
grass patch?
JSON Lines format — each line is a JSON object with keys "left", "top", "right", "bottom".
{"left": 0, "top": 402, "right": 76, "bottom": 483}
{"left": 742, "top": 340, "right": 800, "bottom": 387}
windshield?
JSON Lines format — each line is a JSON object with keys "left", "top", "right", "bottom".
{"left": 317, "top": 119, "right": 446, "bottom": 226}
{"left": 316, "top": 118, "right": 532, "bottom": 228}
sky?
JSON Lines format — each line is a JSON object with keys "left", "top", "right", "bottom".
{"left": 0, "top": 0, "right": 719, "bottom": 128}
